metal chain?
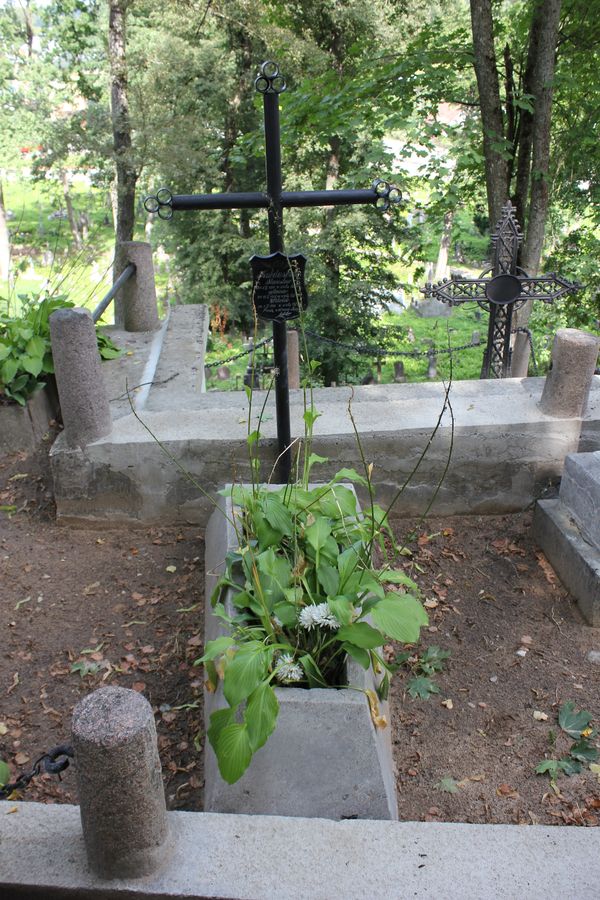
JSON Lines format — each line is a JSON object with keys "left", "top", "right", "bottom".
{"left": 204, "top": 337, "right": 273, "bottom": 369}
{"left": 0, "top": 745, "right": 74, "bottom": 800}
{"left": 511, "top": 326, "right": 538, "bottom": 374}
{"left": 303, "top": 329, "right": 481, "bottom": 359}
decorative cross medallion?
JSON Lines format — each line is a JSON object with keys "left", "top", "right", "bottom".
{"left": 421, "top": 201, "right": 582, "bottom": 378}
{"left": 145, "top": 61, "right": 401, "bottom": 481}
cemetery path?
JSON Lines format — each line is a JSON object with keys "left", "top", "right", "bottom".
{"left": 0, "top": 444, "right": 599, "bottom": 826}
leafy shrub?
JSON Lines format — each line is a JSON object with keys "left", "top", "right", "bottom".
{"left": 0, "top": 294, "right": 120, "bottom": 406}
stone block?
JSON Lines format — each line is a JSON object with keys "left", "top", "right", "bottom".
{"left": 539, "top": 328, "right": 599, "bottom": 418}
{"left": 0, "top": 384, "right": 57, "bottom": 454}
{"left": 559, "top": 452, "right": 600, "bottom": 549}
{"left": 49, "top": 307, "right": 112, "bottom": 449}
{"left": 114, "top": 241, "right": 160, "bottom": 332}
{"left": 203, "top": 488, "right": 398, "bottom": 820}
{"left": 533, "top": 499, "right": 600, "bottom": 626}
{"left": 71, "top": 686, "right": 170, "bottom": 878}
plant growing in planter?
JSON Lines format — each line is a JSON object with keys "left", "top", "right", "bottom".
{"left": 197, "top": 359, "right": 432, "bottom": 819}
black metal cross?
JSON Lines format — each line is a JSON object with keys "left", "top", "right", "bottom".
{"left": 421, "top": 201, "right": 582, "bottom": 378}
{"left": 145, "top": 60, "right": 401, "bottom": 482}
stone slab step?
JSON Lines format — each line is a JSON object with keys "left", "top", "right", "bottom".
{"left": 145, "top": 305, "right": 209, "bottom": 411}
{"left": 3, "top": 802, "right": 600, "bottom": 900}
{"left": 559, "top": 451, "right": 600, "bottom": 549}
{"left": 533, "top": 498, "right": 600, "bottom": 625}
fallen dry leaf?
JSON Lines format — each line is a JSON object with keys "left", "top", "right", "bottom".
{"left": 497, "top": 783, "right": 519, "bottom": 799}
{"left": 132, "top": 682, "right": 146, "bottom": 693}
{"left": 441, "top": 699, "right": 453, "bottom": 709}
{"left": 535, "top": 551, "right": 558, "bottom": 585}
{"left": 533, "top": 710, "right": 548, "bottom": 722}
{"left": 14, "top": 752, "right": 29, "bottom": 766}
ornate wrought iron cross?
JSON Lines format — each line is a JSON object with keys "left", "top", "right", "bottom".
{"left": 421, "top": 201, "right": 582, "bottom": 378}
{"left": 145, "top": 61, "right": 401, "bottom": 483}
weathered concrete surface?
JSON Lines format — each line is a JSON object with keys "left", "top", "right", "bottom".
{"left": 0, "top": 384, "right": 57, "bottom": 454}
{"left": 539, "top": 327, "right": 599, "bottom": 418}
{"left": 113, "top": 241, "right": 160, "bottom": 331}
{"left": 3, "top": 802, "right": 600, "bottom": 899}
{"left": 533, "top": 498, "right": 600, "bottom": 626}
{"left": 50, "top": 307, "right": 113, "bottom": 449}
{"left": 72, "top": 686, "right": 169, "bottom": 878}
{"left": 558, "top": 451, "right": 600, "bottom": 549}
{"left": 145, "top": 305, "right": 209, "bottom": 408}
{"left": 51, "top": 376, "right": 600, "bottom": 526}
{"left": 204, "top": 490, "right": 397, "bottom": 820}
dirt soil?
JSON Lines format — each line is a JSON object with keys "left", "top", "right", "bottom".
{"left": 1, "top": 443, "right": 599, "bottom": 826}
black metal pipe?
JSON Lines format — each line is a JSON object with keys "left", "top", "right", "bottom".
{"left": 171, "top": 192, "right": 269, "bottom": 211}
{"left": 92, "top": 263, "right": 136, "bottom": 323}
{"left": 281, "top": 189, "right": 376, "bottom": 208}
{"left": 263, "top": 90, "right": 291, "bottom": 484}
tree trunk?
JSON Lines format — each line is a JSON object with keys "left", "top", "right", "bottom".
{"left": 470, "top": 0, "right": 510, "bottom": 230}
{"left": 61, "top": 170, "right": 82, "bottom": 249}
{"left": 512, "top": 0, "right": 562, "bottom": 376}
{"left": 0, "top": 179, "right": 10, "bottom": 289}
{"left": 434, "top": 211, "right": 454, "bottom": 281}
{"left": 109, "top": 0, "right": 137, "bottom": 324}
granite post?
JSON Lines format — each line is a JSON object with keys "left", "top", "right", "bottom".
{"left": 287, "top": 328, "right": 300, "bottom": 389}
{"left": 539, "top": 328, "right": 599, "bottom": 418}
{"left": 115, "top": 241, "right": 160, "bottom": 332}
{"left": 49, "top": 307, "right": 112, "bottom": 448}
{"left": 71, "top": 686, "right": 169, "bottom": 879}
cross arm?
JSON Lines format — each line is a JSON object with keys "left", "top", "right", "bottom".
{"left": 422, "top": 276, "right": 488, "bottom": 305}
{"left": 517, "top": 273, "right": 583, "bottom": 303}
{"left": 144, "top": 180, "right": 401, "bottom": 219}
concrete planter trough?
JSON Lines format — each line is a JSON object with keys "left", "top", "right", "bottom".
{"left": 204, "top": 486, "right": 398, "bottom": 821}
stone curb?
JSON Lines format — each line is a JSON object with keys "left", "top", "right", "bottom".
{"left": 2, "top": 803, "right": 599, "bottom": 899}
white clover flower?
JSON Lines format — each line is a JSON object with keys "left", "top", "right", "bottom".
{"left": 275, "top": 653, "right": 304, "bottom": 683}
{"left": 298, "top": 602, "right": 340, "bottom": 631}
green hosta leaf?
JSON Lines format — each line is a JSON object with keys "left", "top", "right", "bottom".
{"left": 0, "top": 759, "right": 10, "bottom": 787}
{"left": 558, "top": 701, "right": 594, "bottom": 739}
{"left": 371, "top": 593, "right": 428, "bottom": 644}
{"left": 305, "top": 517, "right": 332, "bottom": 555}
{"left": 216, "top": 723, "right": 253, "bottom": 784}
{"left": 337, "top": 544, "right": 361, "bottom": 586}
{"left": 262, "top": 495, "right": 293, "bottom": 536}
{"left": 255, "top": 548, "right": 292, "bottom": 607}
{"left": 306, "top": 452, "right": 328, "bottom": 477}
{"left": 25, "top": 336, "right": 46, "bottom": 358}
{"left": 254, "top": 510, "right": 283, "bottom": 549}
{"left": 336, "top": 622, "right": 384, "bottom": 649}
{"left": 245, "top": 682, "right": 279, "bottom": 752}
{"left": 0, "top": 343, "right": 10, "bottom": 361}
{"left": 318, "top": 485, "right": 356, "bottom": 519}
{"left": 222, "top": 642, "right": 270, "bottom": 707}
{"left": 194, "top": 636, "right": 234, "bottom": 665}
{"left": 569, "top": 739, "right": 599, "bottom": 763}
{"left": 330, "top": 467, "right": 368, "bottom": 487}
{"left": 317, "top": 563, "right": 339, "bottom": 597}
{"left": 327, "top": 596, "right": 354, "bottom": 627}
{"left": 342, "top": 642, "right": 370, "bottom": 670}
{"left": 1, "top": 358, "right": 18, "bottom": 384}
{"left": 273, "top": 601, "right": 298, "bottom": 626}
{"left": 378, "top": 569, "right": 419, "bottom": 592}
{"left": 207, "top": 707, "right": 236, "bottom": 753}
{"left": 407, "top": 675, "right": 440, "bottom": 699}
